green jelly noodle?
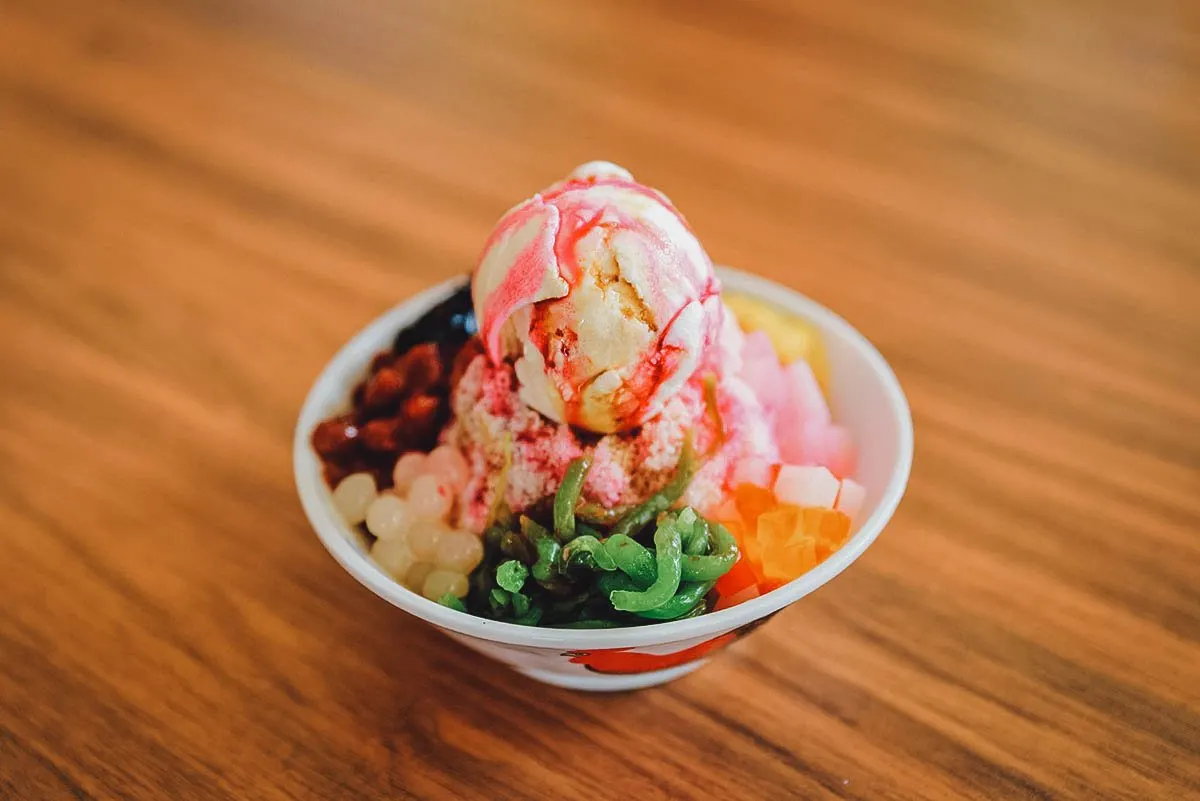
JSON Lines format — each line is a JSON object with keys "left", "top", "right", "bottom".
{"left": 495, "top": 560, "right": 528, "bottom": 593}
{"left": 458, "top": 431, "right": 737, "bottom": 627}
{"left": 553, "top": 456, "right": 592, "bottom": 542}
{"left": 609, "top": 522, "right": 684, "bottom": 613}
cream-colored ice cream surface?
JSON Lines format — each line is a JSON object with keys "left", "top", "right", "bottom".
{"left": 472, "top": 162, "right": 722, "bottom": 433}
{"left": 567, "top": 160, "right": 633, "bottom": 182}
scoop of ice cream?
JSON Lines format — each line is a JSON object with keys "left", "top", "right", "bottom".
{"left": 472, "top": 161, "right": 722, "bottom": 433}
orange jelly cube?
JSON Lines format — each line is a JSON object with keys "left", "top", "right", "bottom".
{"left": 819, "top": 509, "right": 851, "bottom": 541}
{"left": 801, "top": 507, "right": 825, "bottom": 536}
{"left": 722, "top": 514, "right": 759, "bottom": 566}
{"left": 722, "top": 491, "right": 855, "bottom": 590}
{"left": 760, "top": 537, "right": 817, "bottom": 581}
{"left": 758, "top": 504, "right": 849, "bottom": 581}
{"left": 734, "top": 484, "right": 776, "bottom": 567}
{"left": 796, "top": 536, "right": 818, "bottom": 573}
{"left": 716, "top": 516, "right": 770, "bottom": 586}
{"left": 756, "top": 505, "right": 803, "bottom": 544}
{"left": 814, "top": 509, "right": 852, "bottom": 561}
{"left": 756, "top": 506, "right": 806, "bottom": 581}
{"left": 735, "top": 483, "right": 776, "bottom": 528}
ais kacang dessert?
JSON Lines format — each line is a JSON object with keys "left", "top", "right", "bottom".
{"left": 312, "top": 162, "right": 861, "bottom": 627}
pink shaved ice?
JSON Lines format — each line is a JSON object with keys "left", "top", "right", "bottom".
{"left": 444, "top": 353, "right": 777, "bottom": 532}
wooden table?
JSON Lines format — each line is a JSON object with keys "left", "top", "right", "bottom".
{"left": 2, "top": 1, "right": 1197, "bottom": 798}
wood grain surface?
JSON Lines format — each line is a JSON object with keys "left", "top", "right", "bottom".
{"left": 2, "top": 0, "right": 1198, "bottom": 798}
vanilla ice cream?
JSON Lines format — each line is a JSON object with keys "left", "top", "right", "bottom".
{"left": 472, "top": 162, "right": 723, "bottom": 433}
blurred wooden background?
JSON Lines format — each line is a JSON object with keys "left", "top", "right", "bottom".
{"left": 1, "top": 0, "right": 1197, "bottom": 798}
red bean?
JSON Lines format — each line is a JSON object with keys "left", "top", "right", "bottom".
{"left": 397, "top": 343, "right": 444, "bottom": 393}
{"left": 399, "top": 394, "right": 442, "bottom": 447}
{"left": 314, "top": 334, "right": 475, "bottom": 490}
{"left": 361, "top": 418, "right": 405, "bottom": 452}
{"left": 370, "top": 349, "right": 397, "bottom": 372}
{"left": 312, "top": 415, "right": 360, "bottom": 458}
{"left": 362, "top": 367, "right": 407, "bottom": 413}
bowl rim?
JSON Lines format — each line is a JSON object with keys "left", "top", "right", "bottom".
{"left": 293, "top": 267, "right": 914, "bottom": 649}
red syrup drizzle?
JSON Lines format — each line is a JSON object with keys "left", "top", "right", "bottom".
{"left": 478, "top": 199, "right": 560, "bottom": 363}
{"left": 540, "top": 173, "right": 693, "bottom": 233}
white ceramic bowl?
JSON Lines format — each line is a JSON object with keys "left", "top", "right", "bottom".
{"left": 294, "top": 268, "right": 913, "bottom": 691}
